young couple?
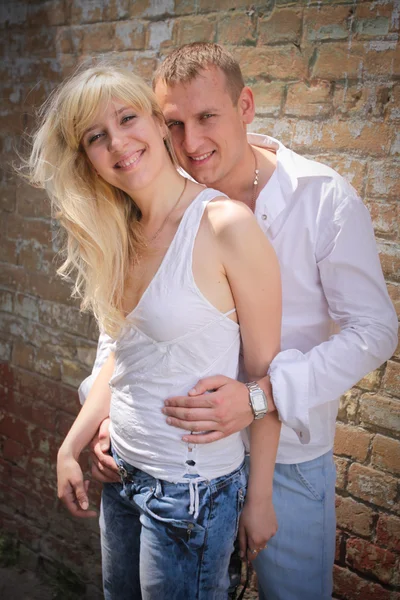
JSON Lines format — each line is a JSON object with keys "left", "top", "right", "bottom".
{"left": 29, "top": 43, "right": 397, "bottom": 600}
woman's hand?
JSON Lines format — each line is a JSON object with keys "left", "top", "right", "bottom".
{"left": 57, "top": 450, "right": 97, "bottom": 518}
{"left": 238, "top": 497, "right": 278, "bottom": 562}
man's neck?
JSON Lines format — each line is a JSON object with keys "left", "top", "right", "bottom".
{"left": 214, "top": 145, "right": 277, "bottom": 207}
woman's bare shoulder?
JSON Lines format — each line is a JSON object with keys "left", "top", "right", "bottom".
{"left": 205, "top": 197, "right": 254, "bottom": 236}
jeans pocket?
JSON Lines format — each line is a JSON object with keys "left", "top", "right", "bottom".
{"left": 140, "top": 487, "right": 205, "bottom": 550}
{"left": 293, "top": 462, "right": 325, "bottom": 502}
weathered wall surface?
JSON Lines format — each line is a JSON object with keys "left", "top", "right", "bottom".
{"left": 0, "top": 1, "right": 399, "bottom": 598}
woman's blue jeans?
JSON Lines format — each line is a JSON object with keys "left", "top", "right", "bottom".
{"left": 99, "top": 457, "right": 247, "bottom": 600}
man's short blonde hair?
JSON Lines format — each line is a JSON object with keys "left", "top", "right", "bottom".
{"left": 153, "top": 43, "right": 245, "bottom": 105}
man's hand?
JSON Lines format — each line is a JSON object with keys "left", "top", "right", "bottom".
{"left": 90, "top": 417, "right": 120, "bottom": 483}
{"left": 162, "top": 375, "right": 257, "bottom": 444}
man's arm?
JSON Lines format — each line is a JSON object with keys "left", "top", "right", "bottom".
{"left": 163, "top": 191, "right": 398, "bottom": 444}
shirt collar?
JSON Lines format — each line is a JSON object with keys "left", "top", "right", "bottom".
{"left": 248, "top": 133, "right": 297, "bottom": 226}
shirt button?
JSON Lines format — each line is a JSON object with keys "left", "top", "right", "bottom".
{"left": 261, "top": 214, "right": 267, "bottom": 220}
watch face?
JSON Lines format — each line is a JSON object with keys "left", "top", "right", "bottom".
{"left": 253, "top": 391, "right": 266, "bottom": 411}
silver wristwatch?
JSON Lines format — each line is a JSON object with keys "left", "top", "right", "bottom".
{"left": 245, "top": 381, "right": 268, "bottom": 420}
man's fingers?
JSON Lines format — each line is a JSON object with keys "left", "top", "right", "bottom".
{"left": 164, "top": 393, "right": 217, "bottom": 409}
{"left": 98, "top": 417, "right": 111, "bottom": 451}
{"left": 188, "top": 375, "right": 229, "bottom": 396}
{"left": 91, "top": 461, "right": 120, "bottom": 484}
{"left": 182, "top": 430, "right": 225, "bottom": 444}
{"left": 163, "top": 407, "right": 218, "bottom": 423}
{"left": 91, "top": 445, "right": 119, "bottom": 473}
{"left": 165, "top": 416, "right": 222, "bottom": 433}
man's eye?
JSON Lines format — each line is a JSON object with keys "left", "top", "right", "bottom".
{"left": 202, "top": 114, "right": 214, "bottom": 120}
{"left": 168, "top": 121, "right": 183, "bottom": 128}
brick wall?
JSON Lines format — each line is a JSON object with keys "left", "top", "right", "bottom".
{"left": 0, "top": 1, "right": 399, "bottom": 598}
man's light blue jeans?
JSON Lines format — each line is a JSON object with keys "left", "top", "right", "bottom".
{"left": 254, "top": 450, "right": 336, "bottom": 600}
{"left": 99, "top": 455, "right": 247, "bottom": 600}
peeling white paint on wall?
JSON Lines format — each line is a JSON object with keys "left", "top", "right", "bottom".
{"left": 148, "top": 20, "right": 173, "bottom": 50}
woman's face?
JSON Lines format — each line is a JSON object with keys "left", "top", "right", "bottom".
{"left": 81, "top": 99, "right": 168, "bottom": 195}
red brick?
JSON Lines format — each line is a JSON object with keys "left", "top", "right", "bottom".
{"left": 218, "top": 12, "right": 256, "bottom": 46}
{"left": 334, "top": 423, "right": 372, "bottom": 461}
{"left": 258, "top": 8, "right": 302, "bottom": 45}
{"left": 285, "top": 81, "right": 332, "bottom": 118}
{"left": 313, "top": 41, "right": 400, "bottom": 79}
{"left": 377, "top": 241, "right": 400, "bottom": 281}
{"left": 17, "top": 241, "right": 42, "bottom": 272}
{"left": 0, "top": 414, "right": 32, "bottom": 447}
{"left": 346, "top": 537, "right": 396, "bottom": 585}
{"left": 336, "top": 496, "right": 375, "bottom": 537}
{"left": 366, "top": 160, "right": 400, "bottom": 201}
{"left": 233, "top": 46, "right": 308, "bottom": 81}
{"left": 360, "top": 393, "right": 400, "bottom": 435}
{"left": 16, "top": 180, "right": 50, "bottom": 218}
{"left": 14, "top": 293, "right": 39, "bottom": 321}
{"left": 333, "top": 564, "right": 391, "bottom": 600}
{"left": 367, "top": 202, "right": 399, "bottom": 240}
{"left": 252, "top": 81, "right": 284, "bottom": 116}
{"left": 38, "top": 300, "right": 90, "bottom": 337}
{"left": 114, "top": 20, "right": 147, "bottom": 51}
{"left": 334, "top": 455, "right": 350, "bottom": 490}
{"left": 27, "top": 0, "right": 66, "bottom": 26}
{"left": 347, "top": 463, "right": 397, "bottom": 509}
{"left": 337, "top": 388, "right": 360, "bottom": 423}
{"left": 198, "top": 0, "right": 249, "bottom": 10}
{"left": 62, "top": 359, "right": 91, "bottom": 389}
{"left": 11, "top": 340, "right": 35, "bottom": 371}
{"left": 69, "top": 0, "right": 103, "bottom": 24}
{"left": 387, "top": 283, "right": 400, "bottom": 320}
{"left": 82, "top": 22, "right": 116, "bottom": 53}
{"left": 2, "top": 438, "right": 29, "bottom": 465}
{"left": 305, "top": 5, "right": 352, "bottom": 41}
{"left": 292, "top": 119, "right": 391, "bottom": 156}
{"left": 12, "top": 367, "right": 80, "bottom": 415}
{"left": 371, "top": 434, "right": 400, "bottom": 476}
{"left": 172, "top": 15, "right": 216, "bottom": 46}
{"left": 383, "top": 360, "right": 400, "bottom": 396}
{"left": 376, "top": 514, "right": 400, "bottom": 553}
{"left": 6, "top": 213, "right": 52, "bottom": 246}
{"left": 356, "top": 368, "right": 383, "bottom": 392}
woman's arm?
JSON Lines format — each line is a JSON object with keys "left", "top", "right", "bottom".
{"left": 211, "top": 199, "right": 282, "bottom": 560}
{"left": 57, "top": 353, "right": 115, "bottom": 518}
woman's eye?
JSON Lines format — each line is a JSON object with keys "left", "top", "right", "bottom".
{"left": 88, "top": 133, "right": 103, "bottom": 144}
{"left": 121, "top": 115, "right": 136, "bottom": 124}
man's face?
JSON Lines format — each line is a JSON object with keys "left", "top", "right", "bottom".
{"left": 155, "top": 67, "right": 251, "bottom": 188}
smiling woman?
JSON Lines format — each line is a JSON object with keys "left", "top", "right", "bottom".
{"left": 27, "top": 63, "right": 178, "bottom": 338}
{"left": 24, "top": 60, "right": 282, "bottom": 600}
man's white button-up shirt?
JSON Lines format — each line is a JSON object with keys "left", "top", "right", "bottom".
{"left": 249, "top": 134, "right": 397, "bottom": 463}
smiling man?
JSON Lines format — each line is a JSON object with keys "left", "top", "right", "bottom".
{"left": 80, "top": 43, "right": 398, "bottom": 600}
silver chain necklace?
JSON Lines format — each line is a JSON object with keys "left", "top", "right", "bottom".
{"left": 147, "top": 178, "right": 188, "bottom": 245}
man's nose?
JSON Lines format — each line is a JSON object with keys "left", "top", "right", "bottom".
{"left": 182, "top": 124, "right": 202, "bottom": 155}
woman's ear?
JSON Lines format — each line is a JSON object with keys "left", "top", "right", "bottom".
{"left": 238, "top": 86, "right": 255, "bottom": 126}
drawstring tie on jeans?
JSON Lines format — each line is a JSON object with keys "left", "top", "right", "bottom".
{"left": 188, "top": 477, "right": 206, "bottom": 519}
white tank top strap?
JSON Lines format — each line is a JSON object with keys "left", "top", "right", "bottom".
{"left": 161, "top": 187, "right": 228, "bottom": 285}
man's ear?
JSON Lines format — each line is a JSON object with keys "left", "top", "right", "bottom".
{"left": 238, "top": 86, "right": 255, "bottom": 125}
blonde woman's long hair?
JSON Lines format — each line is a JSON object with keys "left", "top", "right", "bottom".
{"left": 27, "top": 62, "right": 176, "bottom": 338}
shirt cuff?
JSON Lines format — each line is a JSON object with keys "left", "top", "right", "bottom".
{"left": 268, "top": 349, "right": 310, "bottom": 444}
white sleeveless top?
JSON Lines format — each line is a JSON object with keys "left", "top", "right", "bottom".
{"left": 109, "top": 188, "right": 245, "bottom": 486}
